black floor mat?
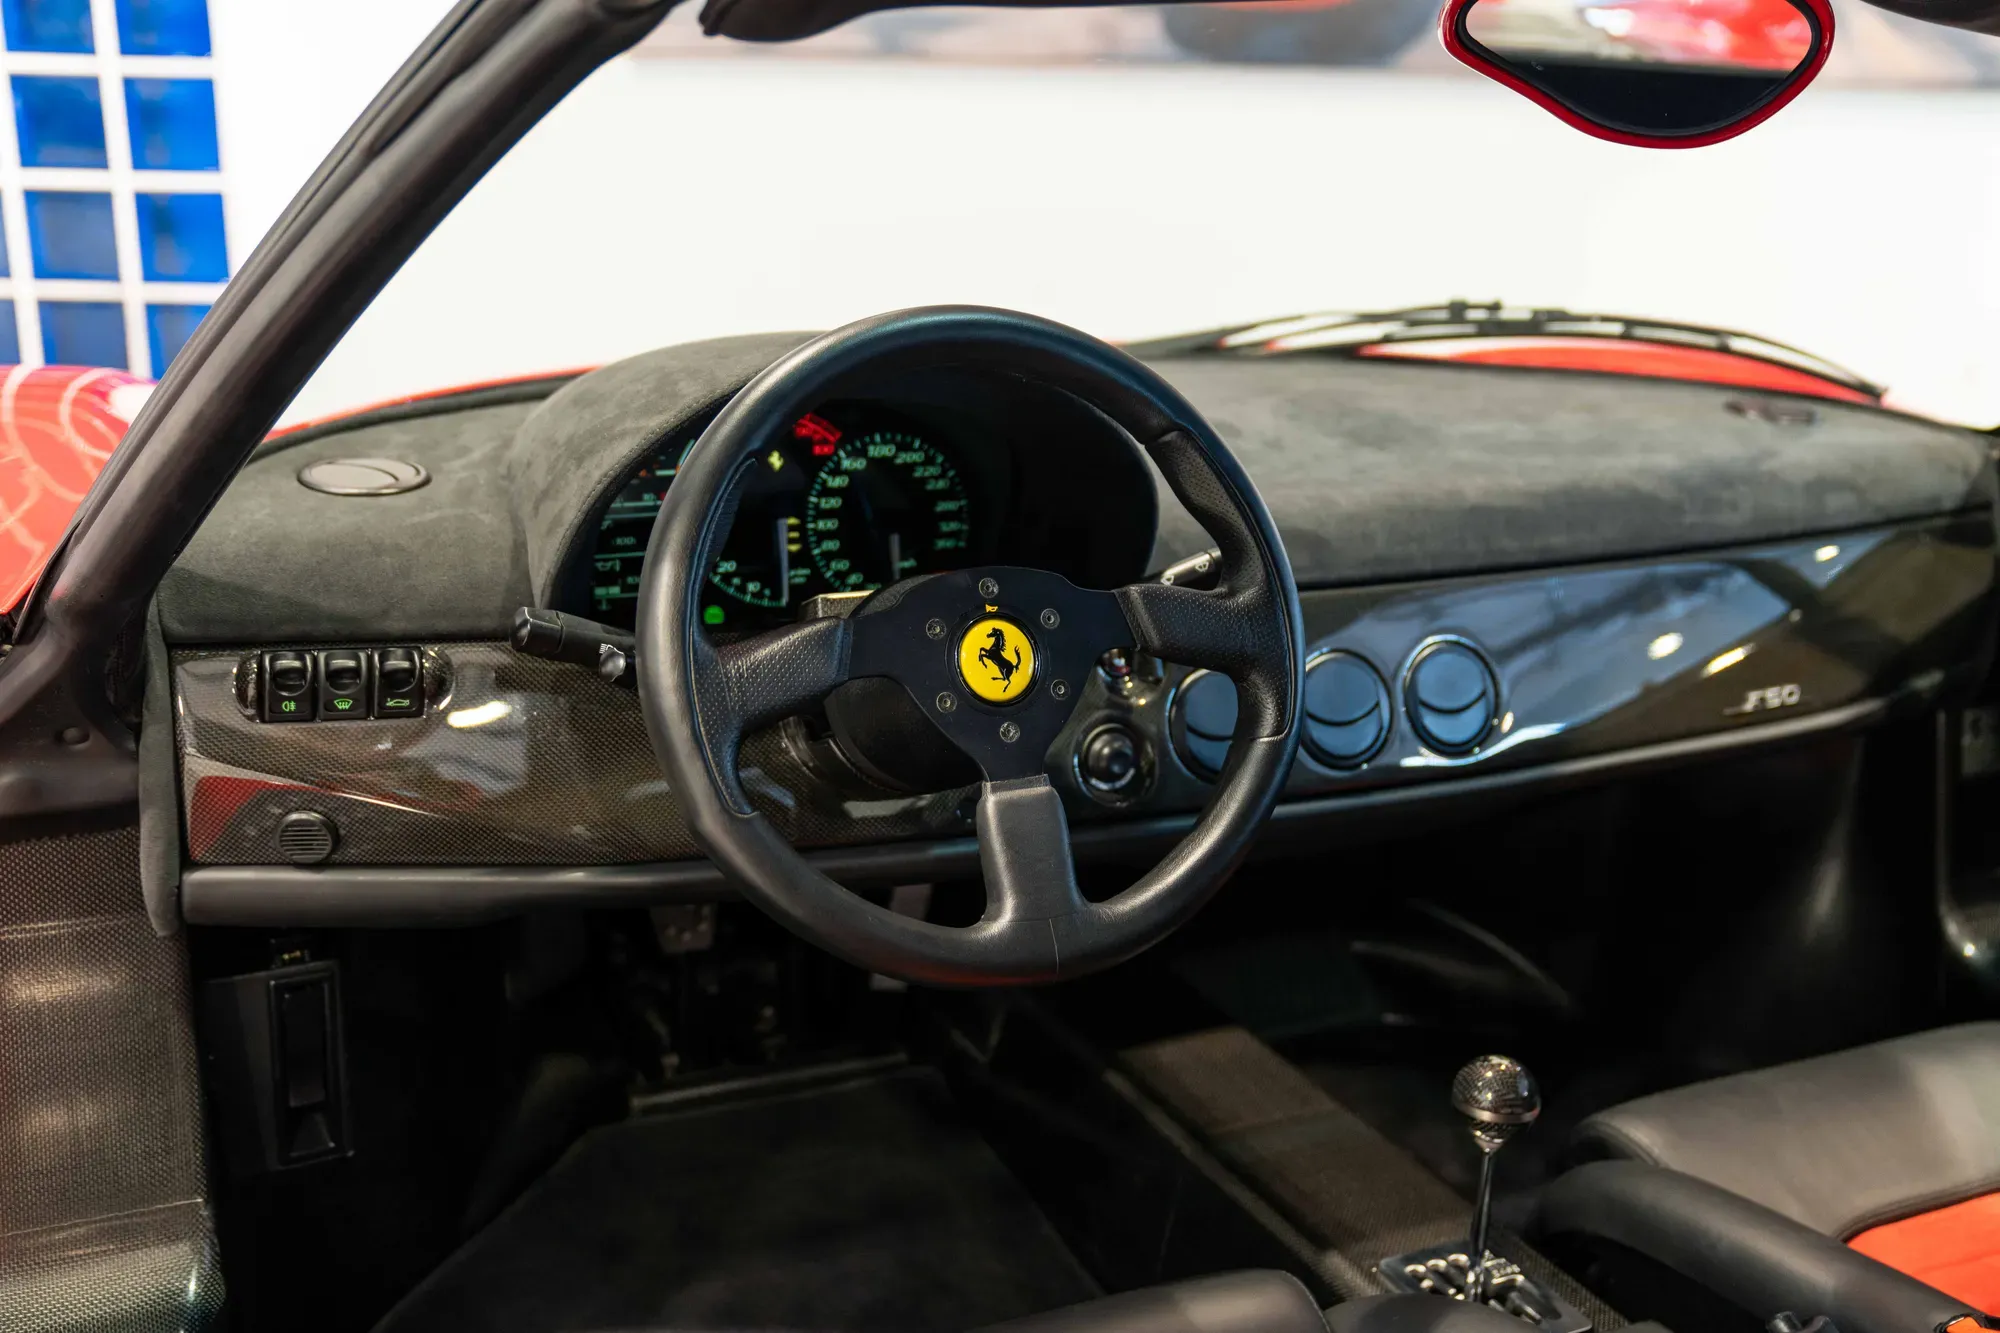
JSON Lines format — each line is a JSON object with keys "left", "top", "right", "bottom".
{"left": 374, "top": 1068, "right": 1098, "bottom": 1333}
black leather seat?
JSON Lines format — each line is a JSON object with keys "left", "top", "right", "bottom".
{"left": 1537, "top": 1022, "right": 2000, "bottom": 1333}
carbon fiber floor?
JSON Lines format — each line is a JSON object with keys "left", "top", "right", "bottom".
{"left": 372, "top": 1067, "right": 1098, "bottom": 1333}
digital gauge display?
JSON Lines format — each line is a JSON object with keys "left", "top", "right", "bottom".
{"left": 587, "top": 410, "right": 974, "bottom": 631}
{"left": 589, "top": 453, "right": 678, "bottom": 622}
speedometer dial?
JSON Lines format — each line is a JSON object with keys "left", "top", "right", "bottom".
{"left": 806, "top": 430, "right": 970, "bottom": 592}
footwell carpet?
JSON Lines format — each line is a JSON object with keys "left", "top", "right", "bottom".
{"left": 374, "top": 1068, "right": 1098, "bottom": 1333}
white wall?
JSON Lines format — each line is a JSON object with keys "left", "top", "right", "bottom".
{"left": 208, "top": 0, "right": 459, "bottom": 267}
{"left": 209, "top": 9, "right": 2000, "bottom": 426}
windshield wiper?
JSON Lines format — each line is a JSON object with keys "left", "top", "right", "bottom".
{"left": 1130, "top": 299, "right": 1884, "bottom": 400}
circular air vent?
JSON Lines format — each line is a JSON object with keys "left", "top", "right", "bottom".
{"left": 1302, "top": 651, "right": 1391, "bottom": 769}
{"left": 1403, "top": 639, "right": 1498, "bottom": 756}
{"left": 277, "top": 811, "right": 338, "bottom": 865}
{"left": 1169, "top": 669, "right": 1238, "bottom": 779}
{"left": 298, "top": 457, "right": 430, "bottom": 496}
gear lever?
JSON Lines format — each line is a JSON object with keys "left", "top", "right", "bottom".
{"left": 1452, "top": 1055, "right": 1542, "bottom": 1304}
{"left": 1380, "top": 1054, "right": 1583, "bottom": 1327}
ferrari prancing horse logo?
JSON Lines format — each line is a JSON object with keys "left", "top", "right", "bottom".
{"left": 957, "top": 617, "right": 1036, "bottom": 704}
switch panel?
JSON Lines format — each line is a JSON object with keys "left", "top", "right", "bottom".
{"left": 251, "top": 646, "right": 426, "bottom": 722}
{"left": 372, "top": 647, "right": 423, "bottom": 717}
{"left": 261, "top": 650, "right": 315, "bottom": 722}
{"left": 317, "top": 649, "right": 369, "bottom": 720}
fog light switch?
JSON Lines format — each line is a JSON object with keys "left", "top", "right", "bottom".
{"left": 260, "top": 651, "right": 315, "bottom": 722}
{"left": 317, "top": 649, "right": 368, "bottom": 720}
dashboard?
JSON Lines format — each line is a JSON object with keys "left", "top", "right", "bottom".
{"left": 588, "top": 404, "right": 989, "bottom": 633}
{"left": 153, "top": 330, "right": 2000, "bottom": 925}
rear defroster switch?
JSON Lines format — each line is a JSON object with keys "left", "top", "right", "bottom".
{"left": 317, "top": 649, "right": 369, "bottom": 720}
{"left": 372, "top": 648, "right": 423, "bottom": 717}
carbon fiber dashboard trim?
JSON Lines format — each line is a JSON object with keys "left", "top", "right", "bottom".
{"left": 0, "top": 826, "right": 223, "bottom": 1330}
{"left": 178, "top": 512, "right": 1996, "bottom": 877}
{"left": 176, "top": 643, "right": 975, "bottom": 866}
{"left": 179, "top": 693, "right": 1889, "bottom": 925}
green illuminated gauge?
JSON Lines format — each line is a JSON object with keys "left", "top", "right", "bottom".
{"left": 708, "top": 513, "right": 805, "bottom": 608}
{"left": 806, "top": 430, "right": 969, "bottom": 592}
{"left": 707, "top": 444, "right": 811, "bottom": 608}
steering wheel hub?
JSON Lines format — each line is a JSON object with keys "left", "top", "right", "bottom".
{"left": 957, "top": 614, "right": 1036, "bottom": 705}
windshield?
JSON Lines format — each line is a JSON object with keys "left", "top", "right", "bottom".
{"left": 268, "top": 0, "right": 1999, "bottom": 425}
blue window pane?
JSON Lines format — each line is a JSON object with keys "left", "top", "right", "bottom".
{"left": 12, "top": 75, "right": 106, "bottom": 168}
{"left": 0, "top": 205, "right": 9, "bottom": 279}
{"left": 4, "top": 0, "right": 93, "bottom": 52}
{"left": 26, "top": 191, "right": 117, "bottom": 280}
{"left": 136, "top": 192, "right": 225, "bottom": 282}
{"left": 42, "top": 302, "right": 125, "bottom": 368}
{"left": 124, "top": 79, "right": 218, "bottom": 170}
{"left": 0, "top": 302, "right": 18, "bottom": 364}
{"left": 146, "top": 302, "right": 205, "bottom": 371}
{"left": 114, "top": 0, "right": 207, "bottom": 55}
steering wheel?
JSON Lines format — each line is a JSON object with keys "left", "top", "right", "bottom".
{"left": 637, "top": 307, "right": 1303, "bottom": 986}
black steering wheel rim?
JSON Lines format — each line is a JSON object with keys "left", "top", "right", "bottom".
{"left": 637, "top": 306, "right": 1304, "bottom": 986}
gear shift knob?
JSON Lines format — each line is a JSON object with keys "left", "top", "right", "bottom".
{"left": 1452, "top": 1055, "right": 1540, "bottom": 1305}
{"left": 1452, "top": 1054, "right": 1542, "bottom": 1148}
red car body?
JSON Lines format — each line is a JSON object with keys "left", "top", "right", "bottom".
{"left": 1199, "top": 0, "right": 1809, "bottom": 67}
{"left": 1573, "top": 0, "right": 1815, "bottom": 70}
{"left": 0, "top": 366, "right": 151, "bottom": 615}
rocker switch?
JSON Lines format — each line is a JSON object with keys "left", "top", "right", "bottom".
{"left": 317, "top": 649, "right": 368, "bottom": 720}
{"left": 261, "top": 651, "right": 315, "bottom": 722}
{"left": 373, "top": 648, "right": 423, "bottom": 717}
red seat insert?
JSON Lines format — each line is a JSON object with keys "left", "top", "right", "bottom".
{"left": 1850, "top": 1191, "right": 2000, "bottom": 1314}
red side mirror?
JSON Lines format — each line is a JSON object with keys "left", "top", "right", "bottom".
{"left": 1440, "top": 0, "right": 1834, "bottom": 148}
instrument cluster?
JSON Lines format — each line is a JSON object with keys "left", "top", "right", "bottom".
{"left": 587, "top": 406, "right": 981, "bottom": 632}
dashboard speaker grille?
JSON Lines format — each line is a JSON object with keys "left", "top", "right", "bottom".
{"left": 277, "top": 811, "right": 338, "bottom": 865}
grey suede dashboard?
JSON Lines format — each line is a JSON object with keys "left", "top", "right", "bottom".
{"left": 156, "top": 332, "right": 1998, "bottom": 644}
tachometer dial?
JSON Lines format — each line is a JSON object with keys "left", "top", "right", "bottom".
{"left": 805, "top": 430, "right": 969, "bottom": 591}
{"left": 709, "top": 513, "right": 804, "bottom": 608}
{"left": 707, "top": 445, "right": 810, "bottom": 608}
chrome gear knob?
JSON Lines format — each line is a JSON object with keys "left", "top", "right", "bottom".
{"left": 1452, "top": 1054, "right": 1541, "bottom": 1152}
{"left": 1452, "top": 1054, "right": 1540, "bottom": 1306}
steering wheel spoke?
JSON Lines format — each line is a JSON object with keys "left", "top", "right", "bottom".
{"left": 1116, "top": 580, "right": 1263, "bottom": 673}
{"left": 691, "top": 615, "right": 853, "bottom": 792}
{"left": 1116, "top": 578, "right": 1291, "bottom": 739}
{"left": 975, "top": 776, "right": 1086, "bottom": 926}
